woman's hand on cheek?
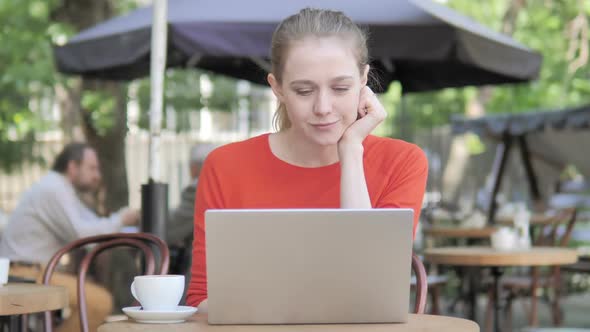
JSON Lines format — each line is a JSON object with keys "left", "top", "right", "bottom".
{"left": 339, "top": 86, "right": 387, "bottom": 148}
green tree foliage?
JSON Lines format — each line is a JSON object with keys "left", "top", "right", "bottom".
{"left": 2, "top": 0, "right": 588, "bottom": 169}
{"left": 451, "top": 0, "right": 590, "bottom": 112}
{"left": 383, "top": 0, "right": 590, "bottom": 138}
{"left": 0, "top": 0, "right": 73, "bottom": 171}
{"left": 0, "top": 0, "right": 238, "bottom": 173}
{"left": 135, "top": 69, "right": 238, "bottom": 132}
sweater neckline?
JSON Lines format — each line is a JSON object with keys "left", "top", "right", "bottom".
{"left": 262, "top": 133, "right": 340, "bottom": 172}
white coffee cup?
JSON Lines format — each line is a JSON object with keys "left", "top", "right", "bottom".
{"left": 491, "top": 227, "right": 517, "bottom": 251}
{"left": 0, "top": 257, "right": 10, "bottom": 286}
{"left": 130, "top": 274, "right": 184, "bottom": 311}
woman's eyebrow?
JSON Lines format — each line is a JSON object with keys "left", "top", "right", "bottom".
{"left": 290, "top": 76, "right": 354, "bottom": 86}
{"left": 289, "top": 80, "right": 315, "bottom": 86}
{"left": 331, "top": 75, "right": 354, "bottom": 82}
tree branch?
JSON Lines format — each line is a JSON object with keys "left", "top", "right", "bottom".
{"left": 468, "top": 0, "right": 527, "bottom": 118}
{"left": 501, "top": 0, "right": 527, "bottom": 35}
{"left": 566, "top": 1, "right": 589, "bottom": 74}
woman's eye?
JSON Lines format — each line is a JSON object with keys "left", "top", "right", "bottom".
{"left": 296, "top": 89, "right": 313, "bottom": 96}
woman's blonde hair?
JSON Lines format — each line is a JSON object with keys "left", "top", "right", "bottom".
{"left": 270, "top": 8, "right": 369, "bottom": 131}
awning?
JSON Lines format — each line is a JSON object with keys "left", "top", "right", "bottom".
{"left": 450, "top": 104, "right": 590, "bottom": 221}
{"left": 452, "top": 104, "right": 590, "bottom": 138}
{"left": 452, "top": 104, "right": 590, "bottom": 177}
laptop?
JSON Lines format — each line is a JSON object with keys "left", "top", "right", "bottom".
{"left": 205, "top": 208, "right": 414, "bottom": 325}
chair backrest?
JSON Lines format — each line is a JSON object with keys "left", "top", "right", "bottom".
{"left": 42, "top": 233, "right": 170, "bottom": 332}
{"left": 412, "top": 253, "right": 428, "bottom": 314}
{"left": 528, "top": 207, "right": 578, "bottom": 293}
{"left": 533, "top": 207, "right": 578, "bottom": 247}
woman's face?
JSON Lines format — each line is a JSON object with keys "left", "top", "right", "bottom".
{"left": 269, "top": 36, "right": 368, "bottom": 147}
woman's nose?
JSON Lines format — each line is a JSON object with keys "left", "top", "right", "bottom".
{"left": 313, "top": 90, "right": 332, "bottom": 115}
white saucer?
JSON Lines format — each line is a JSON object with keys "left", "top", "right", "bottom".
{"left": 122, "top": 306, "right": 198, "bottom": 324}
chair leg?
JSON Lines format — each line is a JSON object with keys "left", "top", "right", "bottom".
{"left": 529, "top": 287, "right": 539, "bottom": 326}
{"left": 551, "top": 296, "right": 563, "bottom": 326}
{"left": 504, "top": 293, "right": 513, "bottom": 332}
{"left": 520, "top": 297, "right": 530, "bottom": 324}
{"left": 484, "top": 287, "right": 494, "bottom": 332}
{"left": 529, "top": 268, "right": 539, "bottom": 326}
{"left": 551, "top": 268, "right": 563, "bottom": 326}
{"left": 447, "top": 267, "right": 465, "bottom": 314}
{"left": 430, "top": 285, "right": 441, "bottom": 315}
{"left": 20, "top": 314, "right": 27, "bottom": 332}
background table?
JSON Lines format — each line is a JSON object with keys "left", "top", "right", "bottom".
{"left": 424, "top": 247, "right": 578, "bottom": 267}
{"left": 0, "top": 283, "right": 68, "bottom": 315}
{"left": 495, "top": 213, "right": 556, "bottom": 226}
{"left": 422, "top": 226, "right": 497, "bottom": 319}
{"left": 99, "top": 312, "right": 479, "bottom": 332}
{"left": 423, "top": 247, "right": 578, "bottom": 332}
{"left": 423, "top": 227, "right": 497, "bottom": 240}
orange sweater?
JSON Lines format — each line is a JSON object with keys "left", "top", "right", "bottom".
{"left": 186, "top": 134, "right": 428, "bottom": 307}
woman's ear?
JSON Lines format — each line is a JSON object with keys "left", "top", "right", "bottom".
{"left": 267, "top": 73, "right": 284, "bottom": 102}
{"left": 361, "top": 64, "right": 370, "bottom": 87}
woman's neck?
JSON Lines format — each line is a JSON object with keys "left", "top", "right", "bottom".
{"left": 269, "top": 130, "right": 339, "bottom": 168}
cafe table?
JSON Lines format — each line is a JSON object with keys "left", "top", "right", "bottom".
{"left": 0, "top": 283, "right": 68, "bottom": 330}
{"left": 423, "top": 227, "right": 497, "bottom": 240}
{"left": 98, "top": 312, "right": 480, "bottom": 332}
{"left": 422, "top": 226, "right": 497, "bottom": 320}
{"left": 0, "top": 283, "right": 68, "bottom": 315}
{"left": 424, "top": 246, "right": 578, "bottom": 332}
{"left": 495, "top": 213, "right": 556, "bottom": 226}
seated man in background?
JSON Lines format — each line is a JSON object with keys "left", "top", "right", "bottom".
{"left": 0, "top": 142, "right": 139, "bottom": 332}
{"left": 167, "top": 144, "right": 217, "bottom": 296}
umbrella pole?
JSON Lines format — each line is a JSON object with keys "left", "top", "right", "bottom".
{"left": 142, "top": 0, "right": 169, "bottom": 241}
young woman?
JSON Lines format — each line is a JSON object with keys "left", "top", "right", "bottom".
{"left": 186, "top": 8, "right": 428, "bottom": 308}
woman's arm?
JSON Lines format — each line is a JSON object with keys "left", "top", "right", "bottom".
{"left": 339, "top": 86, "right": 386, "bottom": 208}
{"left": 377, "top": 146, "right": 428, "bottom": 236}
{"left": 339, "top": 142, "right": 371, "bottom": 208}
{"left": 186, "top": 153, "right": 224, "bottom": 307}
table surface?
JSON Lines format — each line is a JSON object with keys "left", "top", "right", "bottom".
{"left": 98, "top": 312, "right": 479, "bottom": 332}
{"left": 424, "top": 246, "right": 578, "bottom": 267}
{"left": 0, "top": 283, "right": 68, "bottom": 315}
{"left": 423, "top": 227, "right": 497, "bottom": 239}
{"left": 495, "top": 213, "right": 557, "bottom": 226}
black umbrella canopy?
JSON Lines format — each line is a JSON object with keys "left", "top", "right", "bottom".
{"left": 54, "top": 0, "right": 542, "bottom": 92}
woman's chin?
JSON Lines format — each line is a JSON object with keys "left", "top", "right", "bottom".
{"left": 308, "top": 132, "right": 344, "bottom": 147}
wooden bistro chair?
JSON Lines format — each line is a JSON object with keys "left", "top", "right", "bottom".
{"left": 41, "top": 233, "right": 170, "bottom": 332}
{"left": 411, "top": 253, "right": 447, "bottom": 315}
{"left": 412, "top": 252, "right": 429, "bottom": 314}
{"left": 485, "top": 207, "right": 578, "bottom": 331}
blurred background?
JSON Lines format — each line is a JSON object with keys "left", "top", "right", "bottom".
{"left": 1, "top": 1, "right": 590, "bottom": 329}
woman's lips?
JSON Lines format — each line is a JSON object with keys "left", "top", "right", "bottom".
{"left": 311, "top": 120, "right": 338, "bottom": 129}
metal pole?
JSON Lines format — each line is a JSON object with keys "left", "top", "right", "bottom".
{"left": 142, "top": 0, "right": 169, "bottom": 241}
{"left": 517, "top": 135, "right": 541, "bottom": 202}
{"left": 491, "top": 267, "right": 504, "bottom": 332}
{"left": 148, "top": 0, "right": 168, "bottom": 181}
{"left": 487, "top": 134, "right": 512, "bottom": 224}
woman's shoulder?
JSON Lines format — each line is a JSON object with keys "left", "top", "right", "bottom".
{"left": 365, "top": 135, "right": 424, "bottom": 155}
{"left": 364, "top": 135, "right": 427, "bottom": 166}
{"left": 205, "top": 133, "right": 270, "bottom": 165}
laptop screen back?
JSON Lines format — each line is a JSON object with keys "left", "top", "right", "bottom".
{"left": 205, "top": 208, "right": 414, "bottom": 325}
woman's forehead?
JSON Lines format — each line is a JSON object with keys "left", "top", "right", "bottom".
{"left": 282, "top": 36, "right": 360, "bottom": 82}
